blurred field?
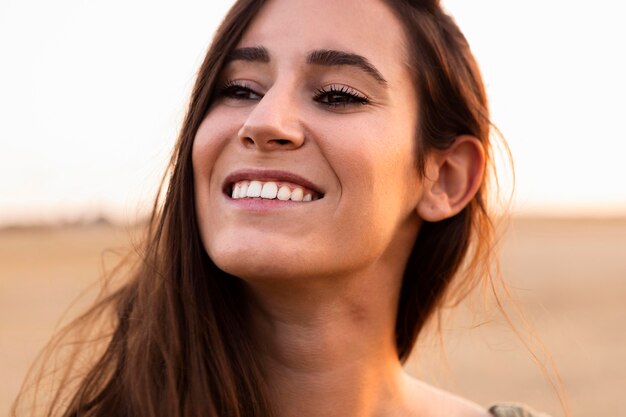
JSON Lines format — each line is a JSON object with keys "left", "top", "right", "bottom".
{"left": 1, "top": 218, "right": 625, "bottom": 417}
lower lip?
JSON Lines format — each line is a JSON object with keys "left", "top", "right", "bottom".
{"left": 224, "top": 196, "right": 321, "bottom": 211}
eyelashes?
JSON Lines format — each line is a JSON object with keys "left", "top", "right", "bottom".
{"left": 218, "top": 80, "right": 370, "bottom": 109}
{"left": 219, "top": 80, "right": 262, "bottom": 101}
{"left": 313, "top": 85, "right": 369, "bottom": 108}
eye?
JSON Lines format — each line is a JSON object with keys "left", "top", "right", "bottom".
{"left": 218, "top": 80, "right": 263, "bottom": 101}
{"left": 313, "top": 85, "right": 370, "bottom": 108}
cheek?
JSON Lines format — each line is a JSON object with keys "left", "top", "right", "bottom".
{"left": 317, "top": 114, "right": 420, "bottom": 213}
{"left": 311, "top": 115, "right": 421, "bottom": 263}
{"left": 192, "top": 107, "right": 249, "bottom": 208}
{"left": 192, "top": 110, "right": 241, "bottom": 178}
{"left": 192, "top": 111, "right": 243, "bottom": 248}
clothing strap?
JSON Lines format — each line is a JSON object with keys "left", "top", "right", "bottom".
{"left": 488, "top": 403, "right": 552, "bottom": 417}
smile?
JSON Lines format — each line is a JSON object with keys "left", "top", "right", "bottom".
{"left": 223, "top": 169, "right": 325, "bottom": 203}
{"left": 230, "top": 180, "right": 321, "bottom": 201}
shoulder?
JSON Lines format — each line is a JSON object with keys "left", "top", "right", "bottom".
{"left": 402, "top": 375, "right": 492, "bottom": 417}
{"left": 488, "top": 403, "right": 553, "bottom": 417}
{"left": 401, "top": 374, "right": 551, "bottom": 417}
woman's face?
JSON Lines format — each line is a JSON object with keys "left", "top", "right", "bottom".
{"left": 192, "top": 0, "right": 424, "bottom": 281}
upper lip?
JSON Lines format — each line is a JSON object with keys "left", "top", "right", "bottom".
{"left": 223, "top": 169, "right": 325, "bottom": 196}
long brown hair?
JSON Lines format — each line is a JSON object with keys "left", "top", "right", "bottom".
{"left": 14, "top": 1, "right": 507, "bottom": 416}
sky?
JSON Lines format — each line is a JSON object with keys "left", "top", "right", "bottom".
{"left": 1, "top": 0, "right": 625, "bottom": 225}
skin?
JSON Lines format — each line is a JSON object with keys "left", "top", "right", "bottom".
{"left": 192, "top": 0, "right": 487, "bottom": 416}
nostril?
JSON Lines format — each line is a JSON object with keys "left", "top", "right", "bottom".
{"left": 242, "top": 137, "right": 255, "bottom": 146}
{"left": 273, "top": 139, "right": 291, "bottom": 145}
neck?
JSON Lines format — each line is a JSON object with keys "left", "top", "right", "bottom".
{"left": 244, "top": 268, "right": 411, "bottom": 417}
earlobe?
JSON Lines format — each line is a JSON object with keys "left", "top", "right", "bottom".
{"left": 417, "top": 135, "right": 485, "bottom": 222}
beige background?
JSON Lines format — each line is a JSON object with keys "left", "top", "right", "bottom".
{"left": 1, "top": 217, "right": 625, "bottom": 417}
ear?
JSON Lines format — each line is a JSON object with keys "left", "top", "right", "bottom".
{"left": 417, "top": 135, "right": 485, "bottom": 222}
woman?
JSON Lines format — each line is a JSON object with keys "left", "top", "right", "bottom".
{"left": 14, "top": 0, "right": 554, "bottom": 416}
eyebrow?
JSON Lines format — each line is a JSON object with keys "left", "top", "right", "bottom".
{"left": 225, "top": 46, "right": 388, "bottom": 86}
{"left": 307, "top": 49, "right": 388, "bottom": 86}
{"left": 226, "top": 46, "right": 270, "bottom": 63}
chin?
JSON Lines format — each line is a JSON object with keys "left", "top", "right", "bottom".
{"left": 210, "top": 252, "right": 316, "bottom": 282}
{"left": 204, "top": 234, "right": 322, "bottom": 281}
{"left": 199, "top": 225, "right": 382, "bottom": 284}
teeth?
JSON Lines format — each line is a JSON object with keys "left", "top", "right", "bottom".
{"left": 290, "top": 187, "right": 303, "bottom": 201}
{"left": 231, "top": 180, "right": 319, "bottom": 201}
{"left": 246, "top": 181, "right": 262, "bottom": 198}
{"left": 260, "top": 182, "right": 278, "bottom": 199}
{"left": 232, "top": 183, "right": 241, "bottom": 199}
{"left": 277, "top": 185, "right": 291, "bottom": 200}
{"left": 239, "top": 182, "right": 248, "bottom": 198}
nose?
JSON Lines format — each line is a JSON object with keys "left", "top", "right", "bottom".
{"left": 237, "top": 84, "right": 305, "bottom": 151}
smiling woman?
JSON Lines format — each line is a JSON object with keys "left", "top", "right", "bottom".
{"left": 13, "top": 1, "right": 554, "bottom": 417}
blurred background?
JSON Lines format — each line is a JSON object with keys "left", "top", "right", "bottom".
{"left": 1, "top": 1, "right": 625, "bottom": 416}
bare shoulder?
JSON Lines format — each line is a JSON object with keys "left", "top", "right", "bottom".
{"left": 402, "top": 373, "right": 492, "bottom": 417}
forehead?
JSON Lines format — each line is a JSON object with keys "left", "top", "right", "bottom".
{"left": 237, "top": 0, "right": 409, "bottom": 78}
